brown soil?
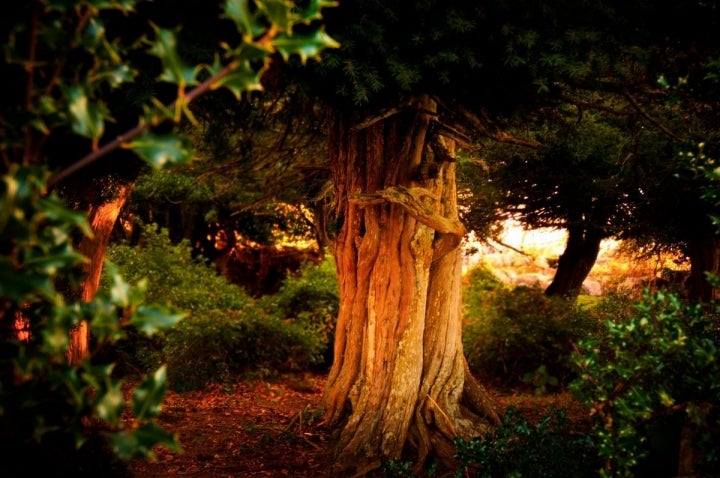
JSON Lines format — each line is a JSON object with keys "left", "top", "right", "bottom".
{"left": 126, "top": 374, "right": 591, "bottom": 478}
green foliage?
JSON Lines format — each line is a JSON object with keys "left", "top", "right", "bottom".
{"left": 163, "top": 309, "right": 323, "bottom": 390}
{"left": 454, "top": 407, "right": 600, "bottom": 478}
{"left": 2, "top": 0, "right": 337, "bottom": 182}
{"left": 107, "top": 224, "right": 254, "bottom": 312}
{"left": 463, "top": 270, "right": 600, "bottom": 391}
{"left": 571, "top": 291, "right": 720, "bottom": 477}
{"left": 105, "top": 225, "right": 327, "bottom": 388}
{"left": 0, "top": 166, "right": 182, "bottom": 474}
{"left": 259, "top": 254, "right": 339, "bottom": 367}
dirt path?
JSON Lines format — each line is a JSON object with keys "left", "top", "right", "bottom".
{"left": 126, "top": 374, "right": 589, "bottom": 477}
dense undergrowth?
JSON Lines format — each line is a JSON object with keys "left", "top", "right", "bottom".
{"left": 103, "top": 224, "right": 720, "bottom": 477}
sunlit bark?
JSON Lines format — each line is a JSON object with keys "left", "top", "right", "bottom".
{"left": 67, "top": 181, "right": 135, "bottom": 365}
{"left": 323, "top": 95, "right": 499, "bottom": 475}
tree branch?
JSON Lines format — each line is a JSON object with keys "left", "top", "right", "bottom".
{"left": 350, "top": 186, "right": 466, "bottom": 261}
{"left": 47, "top": 59, "right": 243, "bottom": 191}
{"left": 621, "top": 88, "right": 683, "bottom": 142}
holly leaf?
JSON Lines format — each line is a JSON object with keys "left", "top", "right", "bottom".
{"left": 95, "top": 380, "right": 125, "bottom": 426}
{"left": 146, "top": 25, "right": 200, "bottom": 87}
{"left": 132, "top": 366, "right": 168, "bottom": 420}
{"left": 257, "top": 0, "right": 294, "bottom": 33}
{"left": 295, "top": 0, "right": 338, "bottom": 23}
{"left": 130, "top": 305, "right": 186, "bottom": 335}
{"left": 126, "top": 131, "right": 192, "bottom": 168}
{"left": 212, "top": 59, "right": 266, "bottom": 98}
{"left": 223, "top": 0, "right": 267, "bottom": 39}
{"left": 66, "top": 86, "right": 108, "bottom": 141}
{"left": 274, "top": 29, "right": 339, "bottom": 64}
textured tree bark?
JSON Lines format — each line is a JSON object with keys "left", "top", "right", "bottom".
{"left": 67, "top": 181, "right": 135, "bottom": 365}
{"left": 322, "top": 95, "right": 500, "bottom": 475}
{"left": 545, "top": 226, "right": 603, "bottom": 298}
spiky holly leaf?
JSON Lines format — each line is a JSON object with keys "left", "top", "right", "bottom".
{"left": 66, "top": 86, "right": 109, "bottom": 141}
{"left": 223, "top": 0, "right": 267, "bottom": 39}
{"left": 274, "top": 28, "right": 339, "bottom": 64}
{"left": 211, "top": 59, "right": 266, "bottom": 98}
{"left": 126, "top": 131, "right": 192, "bottom": 168}
{"left": 146, "top": 25, "right": 200, "bottom": 87}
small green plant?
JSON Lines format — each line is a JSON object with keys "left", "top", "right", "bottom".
{"left": 454, "top": 406, "right": 600, "bottom": 478}
{"left": 571, "top": 290, "right": 720, "bottom": 477}
{"left": 522, "top": 364, "right": 560, "bottom": 396}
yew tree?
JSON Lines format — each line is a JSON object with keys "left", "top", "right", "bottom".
{"left": 293, "top": 0, "right": 720, "bottom": 473}
{"left": 299, "top": 1, "right": 534, "bottom": 474}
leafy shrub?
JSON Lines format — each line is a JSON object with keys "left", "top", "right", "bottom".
{"left": 463, "top": 277, "right": 600, "bottom": 391}
{"left": 163, "top": 309, "right": 324, "bottom": 390}
{"left": 570, "top": 291, "right": 720, "bottom": 477}
{"left": 454, "top": 407, "right": 600, "bottom": 478}
{"left": 107, "top": 225, "right": 254, "bottom": 312}
{"left": 103, "top": 224, "right": 256, "bottom": 375}
{"left": 259, "top": 255, "right": 339, "bottom": 367}
{"left": 0, "top": 167, "right": 181, "bottom": 474}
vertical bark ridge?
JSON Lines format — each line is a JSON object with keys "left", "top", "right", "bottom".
{"left": 324, "top": 96, "right": 499, "bottom": 475}
{"left": 67, "top": 180, "right": 134, "bottom": 365}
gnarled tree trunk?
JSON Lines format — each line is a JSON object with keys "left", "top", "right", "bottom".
{"left": 322, "top": 95, "right": 500, "bottom": 475}
{"left": 67, "top": 180, "right": 135, "bottom": 365}
{"left": 545, "top": 225, "right": 603, "bottom": 298}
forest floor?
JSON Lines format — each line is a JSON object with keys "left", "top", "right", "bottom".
{"left": 126, "top": 373, "right": 590, "bottom": 478}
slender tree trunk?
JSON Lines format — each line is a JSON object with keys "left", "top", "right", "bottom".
{"left": 544, "top": 226, "right": 603, "bottom": 298}
{"left": 679, "top": 228, "right": 720, "bottom": 477}
{"left": 323, "top": 96, "right": 500, "bottom": 475}
{"left": 686, "top": 229, "right": 720, "bottom": 302}
{"left": 67, "top": 181, "right": 135, "bottom": 365}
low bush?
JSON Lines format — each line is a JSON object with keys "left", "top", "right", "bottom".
{"left": 163, "top": 309, "right": 324, "bottom": 390}
{"left": 570, "top": 290, "right": 720, "bottom": 477}
{"left": 103, "top": 225, "right": 327, "bottom": 384}
{"left": 259, "top": 255, "right": 339, "bottom": 368}
{"left": 454, "top": 407, "right": 600, "bottom": 478}
{"left": 462, "top": 269, "right": 600, "bottom": 391}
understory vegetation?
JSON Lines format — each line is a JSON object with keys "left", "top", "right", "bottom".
{"left": 103, "top": 224, "right": 337, "bottom": 390}
{"left": 102, "top": 227, "right": 720, "bottom": 477}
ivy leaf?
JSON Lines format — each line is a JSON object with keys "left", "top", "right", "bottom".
{"left": 146, "top": 25, "right": 200, "bottom": 87}
{"left": 130, "top": 305, "right": 186, "bottom": 335}
{"left": 132, "top": 365, "right": 168, "bottom": 420}
{"left": 66, "top": 86, "right": 108, "bottom": 141}
{"left": 126, "top": 131, "right": 192, "bottom": 168}
{"left": 223, "top": 0, "right": 267, "bottom": 39}
{"left": 274, "top": 29, "right": 339, "bottom": 64}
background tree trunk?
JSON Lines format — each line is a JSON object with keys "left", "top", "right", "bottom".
{"left": 686, "top": 229, "right": 720, "bottom": 302}
{"left": 322, "top": 96, "right": 499, "bottom": 475}
{"left": 67, "top": 181, "right": 135, "bottom": 365}
{"left": 545, "top": 226, "right": 603, "bottom": 298}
